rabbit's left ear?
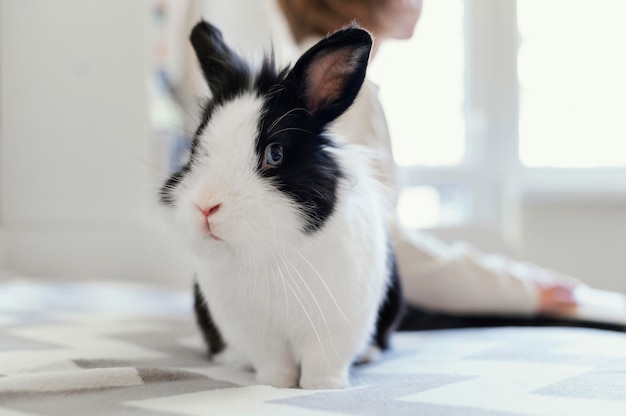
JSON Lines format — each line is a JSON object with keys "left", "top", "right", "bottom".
{"left": 288, "top": 26, "right": 372, "bottom": 125}
{"left": 190, "top": 20, "right": 249, "bottom": 98}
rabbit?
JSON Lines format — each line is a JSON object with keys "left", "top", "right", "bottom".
{"left": 159, "top": 20, "right": 404, "bottom": 389}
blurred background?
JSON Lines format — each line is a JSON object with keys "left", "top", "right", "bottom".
{"left": 1, "top": 0, "right": 625, "bottom": 292}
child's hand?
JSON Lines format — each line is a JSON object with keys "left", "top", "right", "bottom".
{"left": 536, "top": 281, "right": 578, "bottom": 313}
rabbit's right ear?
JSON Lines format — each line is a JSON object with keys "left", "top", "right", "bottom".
{"left": 286, "top": 26, "right": 372, "bottom": 127}
{"left": 190, "top": 21, "right": 249, "bottom": 97}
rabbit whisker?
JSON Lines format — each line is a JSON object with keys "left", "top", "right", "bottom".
{"left": 276, "top": 253, "right": 330, "bottom": 367}
{"left": 261, "top": 256, "right": 271, "bottom": 343}
{"left": 266, "top": 107, "right": 313, "bottom": 134}
{"left": 284, "top": 251, "right": 341, "bottom": 362}
{"left": 296, "top": 249, "right": 352, "bottom": 325}
{"left": 262, "top": 212, "right": 290, "bottom": 335}
{"left": 267, "top": 127, "right": 312, "bottom": 140}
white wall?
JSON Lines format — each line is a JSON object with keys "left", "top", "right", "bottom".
{"left": 0, "top": 0, "right": 275, "bottom": 286}
{"left": 512, "top": 190, "right": 626, "bottom": 294}
{"left": 0, "top": 0, "right": 193, "bottom": 285}
{"left": 0, "top": 2, "right": 4, "bottom": 267}
{"left": 198, "top": 0, "right": 274, "bottom": 55}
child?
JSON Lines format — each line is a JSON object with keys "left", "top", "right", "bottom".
{"left": 272, "top": 0, "right": 584, "bottom": 317}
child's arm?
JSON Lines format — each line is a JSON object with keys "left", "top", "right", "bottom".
{"left": 392, "top": 223, "right": 578, "bottom": 316}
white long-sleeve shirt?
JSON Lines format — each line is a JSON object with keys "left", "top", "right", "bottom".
{"left": 333, "top": 79, "right": 541, "bottom": 315}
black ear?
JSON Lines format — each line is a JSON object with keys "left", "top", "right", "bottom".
{"left": 288, "top": 26, "right": 372, "bottom": 125}
{"left": 190, "top": 20, "right": 249, "bottom": 97}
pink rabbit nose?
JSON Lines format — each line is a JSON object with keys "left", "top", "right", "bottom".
{"left": 200, "top": 204, "right": 221, "bottom": 218}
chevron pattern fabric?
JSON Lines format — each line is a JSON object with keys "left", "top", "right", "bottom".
{"left": 1, "top": 280, "right": 625, "bottom": 415}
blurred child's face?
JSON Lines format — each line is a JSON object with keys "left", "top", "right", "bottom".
{"left": 375, "top": 0, "right": 422, "bottom": 40}
{"left": 279, "top": 0, "right": 423, "bottom": 44}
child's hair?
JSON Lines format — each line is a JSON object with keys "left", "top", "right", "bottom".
{"left": 278, "top": 0, "right": 384, "bottom": 42}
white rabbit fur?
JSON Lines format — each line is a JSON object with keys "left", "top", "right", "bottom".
{"left": 160, "top": 21, "right": 400, "bottom": 389}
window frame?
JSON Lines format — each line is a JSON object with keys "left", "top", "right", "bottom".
{"left": 397, "top": 0, "right": 626, "bottom": 230}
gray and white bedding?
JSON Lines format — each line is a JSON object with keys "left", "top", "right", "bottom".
{"left": 1, "top": 280, "right": 625, "bottom": 415}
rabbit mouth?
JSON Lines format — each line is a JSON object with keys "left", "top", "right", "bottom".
{"left": 206, "top": 230, "right": 223, "bottom": 242}
{"left": 201, "top": 220, "right": 224, "bottom": 242}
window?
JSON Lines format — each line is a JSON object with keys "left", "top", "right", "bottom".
{"left": 397, "top": 185, "right": 468, "bottom": 229}
{"left": 369, "top": 0, "right": 469, "bottom": 228}
{"left": 369, "top": 0, "right": 465, "bottom": 167}
{"left": 371, "top": 0, "right": 626, "bottom": 230}
{"left": 518, "top": 0, "right": 626, "bottom": 168}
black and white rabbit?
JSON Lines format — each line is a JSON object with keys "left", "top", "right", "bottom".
{"left": 160, "top": 21, "right": 403, "bottom": 389}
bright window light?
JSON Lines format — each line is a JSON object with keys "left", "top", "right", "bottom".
{"left": 397, "top": 186, "right": 468, "bottom": 229}
{"left": 398, "top": 187, "right": 441, "bottom": 228}
{"left": 369, "top": 0, "right": 465, "bottom": 167}
{"left": 518, "top": 0, "right": 626, "bottom": 168}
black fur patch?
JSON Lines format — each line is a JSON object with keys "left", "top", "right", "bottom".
{"left": 255, "top": 57, "right": 343, "bottom": 233}
{"left": 193, "top": 280, "right": 225, "bottom": 355}
{"left": 159, "top": 164, "right": 190, "bottom": 206}
{"left": 373, "top": 244, "right": 405, "bottom": 350}
{"left": 250, "top": 27, "right": 372, "bottom": 232}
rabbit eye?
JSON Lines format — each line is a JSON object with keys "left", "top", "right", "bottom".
{"left": 264, "top": 143, "right": 283, "bottom": 168}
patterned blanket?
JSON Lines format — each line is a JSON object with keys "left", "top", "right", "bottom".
{"left": 1, "top": 280, "right": 626, "bottom": 415}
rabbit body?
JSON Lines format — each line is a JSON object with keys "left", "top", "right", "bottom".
{"left": 195, "top": 137, "right": 389, "bottom": 389}
{"left": 161, "top": 21, "right": 402, "bottom": 389}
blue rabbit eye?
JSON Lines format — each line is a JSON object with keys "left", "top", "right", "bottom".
{"left": 265, "top": 143, "right": 283, "bottom": 167}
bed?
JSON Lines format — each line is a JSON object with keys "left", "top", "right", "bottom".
{"left": 1, "top": 279, "right": 625, "bottom": 415}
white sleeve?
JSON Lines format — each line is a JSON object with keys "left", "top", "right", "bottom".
{"left": 340, "top": 80, "right": 545, "bottom": 316}
{"left": 392, "top": 221, "right": 541, "bottom": 315}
